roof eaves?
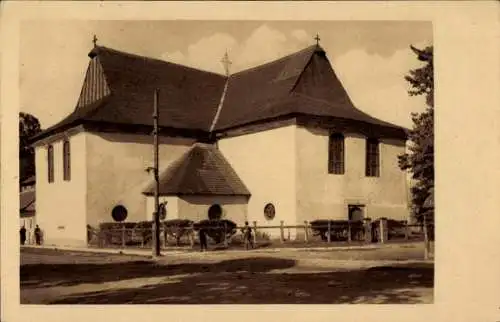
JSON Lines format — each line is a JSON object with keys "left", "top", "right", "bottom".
{"left": 29, "top": 96, "right": 110, "bottom": 145}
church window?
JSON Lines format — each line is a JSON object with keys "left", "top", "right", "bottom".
{"left": 328, "top": 133, "right": 345, "bottom": 174}
{"left": 111, "top": 205, "right": 128, "bottom": 222}
{"left": 264, "top": 203, "right": 276, "bottom": 220}
{"left": 366, "top": 138, "right": 380, "bottom": 177}
{"left": 63, "top": 140, "right": 71, "bottom": 181}
{"left": 47, "top": 144, "right": 54, "bottom": 183}
{"left": 208, "top": 204, "right": 223, "bottom": 220}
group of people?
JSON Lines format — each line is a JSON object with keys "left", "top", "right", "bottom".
{"left": 198, "top": 221, "right": 254, "bottom": 252}
{"left": 20, "top": 225, "right": 42, "bottom": 246}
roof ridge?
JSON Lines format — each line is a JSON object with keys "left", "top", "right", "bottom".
{"left": 92, "top": 45, "right": 227, "bottom": 78}
{"left": 231, "top": 45, "right": 319, "bottom": 77}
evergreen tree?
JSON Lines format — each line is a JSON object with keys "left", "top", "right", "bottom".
{"left": 19, "top": 112, "right": 42, "bottom": 183}
{"left": 398, "top": 45, "right": 434, "bottom": 222}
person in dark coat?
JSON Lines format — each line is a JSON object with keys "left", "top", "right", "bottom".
{"left": 242, "top": 221, "right": 254, "bottom": 250}
{"left": 199, "top": 228, "right": 208, "bottom": 252}
{"left": 34, "top": 225, "right": 42, "bottom": 245}
{"left": 20, "top": 226, "right": 27, "bottom": 245}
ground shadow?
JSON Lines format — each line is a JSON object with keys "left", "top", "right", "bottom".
{"left": 21, "top": 256, "right": 296, "bottom": 289}
{"left": 33, "top": 261, "right": 433, "bottom": 304}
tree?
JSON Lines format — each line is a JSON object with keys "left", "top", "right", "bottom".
{"left": 398, "top": 45, "right": 434, "bottom": 223}
{"left": 19, "top": 112, "right": 42, "bottom": 183}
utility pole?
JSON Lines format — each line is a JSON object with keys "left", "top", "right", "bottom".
{"left": 152, "top": 89, "right": 161, "bottom": 257}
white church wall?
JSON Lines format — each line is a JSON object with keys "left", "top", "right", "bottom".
{"left": 177, "top": 195, "right": 248, "bottom": 226}
{"left": 85, "top": 132, "right": 195, "bottom": 228}
{"left": 296, "top": 126, "right": 409, "bottom": 223}
{"left": 218, "top": 125, "right": 297, "bottom": 239}
{"left": 35, "top": 132, "right": 88, "bottom": 247}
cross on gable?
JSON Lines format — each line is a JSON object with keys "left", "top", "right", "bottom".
{"left": 221, "top": 51, "right": 232, "bottom": 76}
{"left": 92, "top": 34, "right": 98, "bottom": 47}
{"left": 314, "top": 34, "right": 321, "bottom": 46}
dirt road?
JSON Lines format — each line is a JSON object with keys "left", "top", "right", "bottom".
{"left": 21, "top": 246, "right": 434, "bottom": 304}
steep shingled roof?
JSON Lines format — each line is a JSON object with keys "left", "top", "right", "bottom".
{"left": 142, "top": 143, "right": 250, "bottom": 196}
{"left": 32, "top": 44, "right": 407, "bottom": 143}
{"left": 32, "top": 46, "right": 226, "bottom": 142}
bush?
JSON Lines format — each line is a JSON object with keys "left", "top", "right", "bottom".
{"left": 310, "top": 219, "right": 364, "bottom": 242}
{"left": 194, "top": 219, "right": 237, "bottom": 244}
{"left": 163, "top": 219, "right": 194, "bottom": 245}
{"left": 371, "top": 218, "right": 407, "bottom": 240}
{"left": 99, "top": 222, "right": 137, "bottom": 230}
{"left": 133, "top": 221, "right": 153, "bottom": 244}
{"left": 99, "top": 222, "right": 136, "bottom": 245}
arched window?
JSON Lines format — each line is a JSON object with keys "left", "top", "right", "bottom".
{"left": 63, "top": 140, "right": 71, "bottom": 181}
{"left": 47, "top": 145, "right": 54, "bottom": 183}
{"left": 208, "top": 204, "right": 223, "bottom": 220}
{"left": 328, "top": 133, "right": 345, "bottom": 174}
{"left": 366, "top": 138, "right": 380, "bottom": 177}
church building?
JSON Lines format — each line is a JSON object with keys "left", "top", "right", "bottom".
{"left": 31, "top": 39, "right": 409, "bottom": 247}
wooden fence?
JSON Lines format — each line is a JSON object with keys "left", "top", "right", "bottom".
{"left": 88, "top": 219, "right": 433, "bottom": 250}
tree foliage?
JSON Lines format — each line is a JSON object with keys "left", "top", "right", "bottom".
{"left": 398, "top": 45, "right": 434, "bottom": 222}
{"left": 19, "top": 112, "right": 42, "bottom": 182}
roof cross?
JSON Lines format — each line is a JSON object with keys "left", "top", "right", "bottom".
{"left": 221, "top": 50, "right": 232, "bottom": 77}
{"left": 92, "top": 34, "right": 98, "bottom": 47}
{"left": 314, "top": 33, "right": 321, "bottom": 46}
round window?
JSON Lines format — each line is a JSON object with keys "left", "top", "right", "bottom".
{"left": 208, "top": 204, "right": 223, "bottom": 220}
{"left": 111, "top": 205, "right": 128, "bottom": 222}
{"left": 264, "top": 203, "right": 276, "bottom": 220}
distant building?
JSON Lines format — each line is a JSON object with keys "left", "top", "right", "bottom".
{"left": 31, "top": 42, "right": 409, "bottom": 247}
{"left": 20, "top": 177, "right": 36, "bottom": 244}
{"left": 20, "top": 175, "right": 35, "bottom": 192}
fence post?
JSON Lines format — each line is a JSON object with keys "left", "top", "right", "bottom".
{"left": 163, "top": 227, "right": 168, "bottom": 248}
{"left": 190, "top": 225, "right": 195, "bottom": 248}
{"left": 304, "top": 221, "right": 309, "bottom": 242}
{"left": 379, "top": 218, "right": 388, "bottom": 244}
{"left": 423, "top": 215, "right": 431, "bottom": 260}
{"left": 280, "top": 221, "right": 285, "bottom": 243}
{"left": 121, "top": 224, "right": 126, "bottom": 248}
{"left": 347, "top": 221, "right": 352, "bottom": 243}
{"left": 327, "top": 221, "right": 331, "bottom": 243}
{"left": 363, "top": 218, "right": 372, "bottom": 244}
{"left": 98, "top": 229, "right": 103, "bottom": 248}
{"left": 223, "top": 222, "right": 228, "bottom": 247}
{"left": 252, "top": 221, "right": 257, "bottom": 246}
{"left": 404, "top": 220, "right": 409, "bottom": 240}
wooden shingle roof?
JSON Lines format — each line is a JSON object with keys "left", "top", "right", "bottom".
{"left": 32, "top": 44, "right": 407, "bottom": 143}
{"left": 142, "top": 143, "right": 250, "bottom": 196}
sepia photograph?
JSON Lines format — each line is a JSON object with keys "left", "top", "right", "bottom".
{"left": 17, "top": 19, "right": 435, "bottom": 305}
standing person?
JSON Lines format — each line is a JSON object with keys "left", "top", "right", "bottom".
{"left": 20, "top": 225, "right": 27, "bottom": 246}
{"left": 242, "top": 221, "right": 254, "bottom": 250}
{"left": 199, "top": 228, "right": 208, "bottom": 252}
{"left": 34, "top": 225, "right": 42, "bottom": 246}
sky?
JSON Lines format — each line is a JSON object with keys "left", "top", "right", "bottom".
{"left": 20, "top": 20, "right": 432, "bottom": 129}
